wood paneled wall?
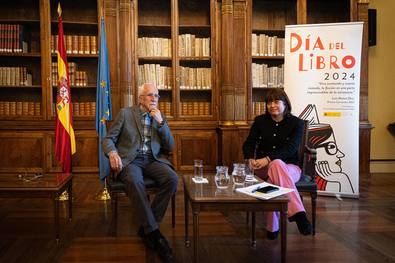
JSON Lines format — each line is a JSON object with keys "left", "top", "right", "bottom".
{"left": 0, "top": 0, "right": 371, "bottom": 175}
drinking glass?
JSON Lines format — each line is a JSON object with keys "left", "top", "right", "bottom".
{"left": 193, "top": 159, "right": 203, "bottom": 181}
{"left": 232, "top": 163, "right": 246, "bottom": 185}
{"left": 245, "top": 160, "right": 255, "bottom": 181}
{"left": 215, "top": 166, "right": 230, "bottom": 189}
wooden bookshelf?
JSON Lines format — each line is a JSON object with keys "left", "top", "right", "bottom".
{"left": 0, "top": 0, "right": 371, "bottom": 175}
{"left": 0, "top": 1, "right": 42, "bottom": 121}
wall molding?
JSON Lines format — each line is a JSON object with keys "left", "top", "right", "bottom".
{"left": 370, "top": 160, "right": 395, "bottom": 173}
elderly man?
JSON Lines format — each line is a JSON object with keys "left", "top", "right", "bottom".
{"left": 103, "top": 83, "right": 178, "bottom": 262}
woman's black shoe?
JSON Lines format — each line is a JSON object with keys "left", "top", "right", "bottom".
{"left": 266, "top": 230, "right": 279, "bottom": 240}
{"left": 289, "top": 212, "right": 312, "bottom": 235}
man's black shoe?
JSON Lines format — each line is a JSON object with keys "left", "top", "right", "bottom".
{"left": 155, "top": 234, "right": 174, "bottom": 263}
{"left": 140, "top": 229, "right": 174, "bottom": 262}
{"left": 137, "top": 226, "right": 144, "bottom": 239}
{"left": 289, "top": 211, "right": 312, "bottom": 235}
{"left": 141, "top": 229, "right": 159, "bottom": 250}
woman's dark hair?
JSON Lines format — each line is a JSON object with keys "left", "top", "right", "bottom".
{"left": 264, "top": 89, "right": 292, "bottom": 116}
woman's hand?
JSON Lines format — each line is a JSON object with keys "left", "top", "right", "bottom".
{"left": 250, "top": 157, "right": 270, "bottom": 170}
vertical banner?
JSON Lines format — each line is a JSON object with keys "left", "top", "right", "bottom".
{"left": 55, "top": 4, "right": 76, "bottom": 173}
{"left": 285, "top": 22, "right": 363, "bottom": 197}
{"left": 96, "top": 18, "right": 112, "bottom": 181}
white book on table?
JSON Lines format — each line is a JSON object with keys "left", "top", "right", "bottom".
{"left": 236, "top": 181, "right": 294, "bottom": 200}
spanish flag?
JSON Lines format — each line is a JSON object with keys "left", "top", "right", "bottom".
{"left": 55, "top": 3, "right": 76, "bottom": 173}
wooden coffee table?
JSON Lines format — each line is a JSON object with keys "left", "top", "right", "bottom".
{"left": 182, "top": 174, "right": 288, "bottom": 263}
{"left": 0, "top": 173, "right": 72, "bottom": 242}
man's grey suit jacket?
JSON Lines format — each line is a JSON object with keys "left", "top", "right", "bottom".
{"left": 102, "top": 106, "right": 174, "bottom": 168}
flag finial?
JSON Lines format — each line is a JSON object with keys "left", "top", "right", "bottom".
{"left": 57, "top": 3, "right": 62, "bottom": 17}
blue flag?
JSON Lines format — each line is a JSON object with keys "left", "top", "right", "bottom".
{"left": 96, "top": 18, "right": 112, "bottom": 181}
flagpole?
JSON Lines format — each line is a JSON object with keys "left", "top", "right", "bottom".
{"left": 98, "top": 177, "right": 111, "bottom": 201}
{"left": 96, "top": 16, "right": 112, "bottom": 201}
{"left": 101, "top": 0, "right": 105, "bottom": 20}
{"left": 56, "top": 2, "right": 76, "bottom": 201}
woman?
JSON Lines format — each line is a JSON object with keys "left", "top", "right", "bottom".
{"left": 243, "top": 89, "right": 312, "bottom": 240}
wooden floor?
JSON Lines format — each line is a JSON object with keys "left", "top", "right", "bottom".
{"left": 0, "top": 173, "right": 394, "bottom": 263}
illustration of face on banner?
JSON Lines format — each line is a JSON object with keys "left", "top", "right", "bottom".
{"left": 284, "top": 22, "right": 363, "bottom": 196}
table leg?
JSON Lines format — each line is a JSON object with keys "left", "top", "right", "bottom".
{"left": 280, "top": 206, "right": 287, "bottom": 263}
{"left": 184, "top": 190, "right": 190, "bottom": 247}
{"left": 54, "top": 196, "right": 60, "bottom": 243}
{"left": 68, "top": 181, "right": 73, "bottom": 220}
{"left": 251, "top": 211, "right": 256, "bottom": 247}
{"left": 193, "top": 209, "right": 199, "bottom": 263}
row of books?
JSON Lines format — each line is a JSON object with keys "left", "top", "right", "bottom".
{"left": 138, "top": 37, "right": 171, "bottom": 57}
{"left": 252, "top": 102, "right": 266, "bottom": 116}
{"left": 252, "top": 34, "right": 285, "bottom": 57}
{"left": 0, "top": 101, "right": 40, "bottom": 116}
{"left": 51, "top": 62, "right": 88, "bottom": 87}
{"left": 180, "top": 102, "right": 211, "bottom": 116}
{"left": 0, "top": 67, "right": 32, "bottom": 86}
{"left": 0, "top": 24, "right": 27, "bottom": 53}
{"left": 137, "top": 35, "right": 211, "bottom": 58}
{"left": 178, "top": 34, "right": 210, "bottom": 57}
{"left": 252, "top": 63, "right": 284, "bottom": 88}
{"left": 138, "top": 64, "right": 172, "bottom": 90}
{"left": 158, "top": 102, "right": 172, "bottom": 117}
{"left": 179, "top": 66, "right": 212, "bottom": 90}
{"left": 72, "top": 102, "right": 96, "bottom": 116}
{"left": 0, "top": 100, "right": 265, "bottom": 117}
{"left": 52, "top": 102, "right": 96, "bottom": 117}
{"left": 50, "top": 35, "right": 98, "bottom": 55}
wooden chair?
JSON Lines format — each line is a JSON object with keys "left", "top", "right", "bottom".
{"left": 104, "top": 121, "right": 176, "bottom": 235}
{"left": 248, "top": 120, "right": 318, "bottom": 235}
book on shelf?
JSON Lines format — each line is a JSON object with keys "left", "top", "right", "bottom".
{"left": 252, "top": 63, "right": 284, "bottom": 88}
{"left": 0, "top": 24, "right": 26, "bottom": 53}
{"left": 0, "top": 101, "right": 40, "bottom": 117}
{"left": 252, "top": 33, "right": 284, "bottom": 57}
{"left": 179, "top": 66, "right": 211, "bottom": 90}
{"left": 180, "top": 102, "right": 211, "bottom": 116}
{"left": 138, "top": 64, "right": 172, "bottom": 90}
{"left": 0, "top": 66, "right": 29, "bottom": 86}
{"left": 51, "top": 35, "right": 97, "bottom": 55}
{"left": 138, "top": 37, "right": 171, "bottom": 57}
{"left": 178, "top": 34, "right": 210, "bottom": 57}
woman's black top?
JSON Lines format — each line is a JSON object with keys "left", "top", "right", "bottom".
{"left": 242, "top": 113, "right": 303, "bottom": 165}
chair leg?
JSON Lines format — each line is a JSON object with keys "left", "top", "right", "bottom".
{"left": 251, "top": 212, "right": 256, "bottom": 246}
{"left": 171, "top": 193, "right": 176, "bottom": 228}
{"left": 111, "top": 193, "right": 118, "bottom": 236}
{"left": 311, "top": 192, "right": 317, "bottom": 235}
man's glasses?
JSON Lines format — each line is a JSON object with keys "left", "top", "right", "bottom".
{"left": 140, "top": 93, "right": 160, "bottom": 99}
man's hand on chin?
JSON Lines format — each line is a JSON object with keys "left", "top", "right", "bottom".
{"left": 149, "top": 107, "right": 163, "bottom": 124}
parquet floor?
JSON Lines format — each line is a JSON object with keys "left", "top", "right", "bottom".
{"left": 0, "top": 173, "right": 394, "bottom": 263}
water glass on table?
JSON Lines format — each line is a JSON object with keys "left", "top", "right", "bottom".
{"left": 245, "top": 160, "right": 255, "bottom": 182}
{"left": 232, "top": 163, "right": 246, "bottom": 185}
{"left": 193, "top": 159, "right": 203, "bottom": 181}
{"left": 215, "top": 165, "right": 230, "bottom": 189}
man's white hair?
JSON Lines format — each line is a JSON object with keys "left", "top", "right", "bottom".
{"left": 138, "top": 83, "right": 155, "bottom": 97}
